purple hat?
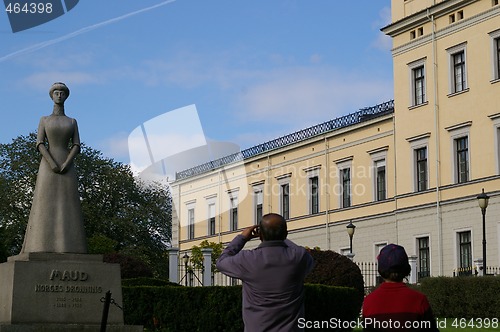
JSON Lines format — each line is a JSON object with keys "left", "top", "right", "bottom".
{"left": 377, "top": 244, "right": 409, "bottom": 273}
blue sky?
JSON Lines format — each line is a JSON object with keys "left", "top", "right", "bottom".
{"left": 0, "top": 0, "right": 393, "bottom": 171}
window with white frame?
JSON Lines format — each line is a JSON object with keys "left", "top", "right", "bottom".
{"left": 187, "top": 207, "right": 195, "bottom": 240}
{"left": 207, "top": 201, "right": 216, "bottom": 236}
{"left": 489, "top": 114, "right": 500, "bottom": 174}
{"left": 447, "top": 43, "right": 468, "bottom": 94}
{"left": 417, "top": 236, "right": 430, "bottom": 280}
{"left": 369, "top": 148, "right": 388, "bottom": 202}
{"left": 229, "top": 195, "right": 238, "bottom": 231}
{"left": 455, "top": 136, "right": 469, "bottom": 183}
{"left": 253, "top": 183, "right": 264, "bottom": 224}
{"left": 415, "top": 147, "right": 428, "bottom": 191}
{"left": 408, "top": 58, "right": 426, "bottom": 106}
{"left": 277, "top": 174, "right": 291, "bottom": 220}
{"left": 336, "top": 159, "right": 352, "bottom": 208}
{"left": 489, "top": 29, "right": 500, "bottom": 81}
{"left": 457, "top": 230, "right": 472, "bottom": 276}
{"left": 374, "top": 242, "right": 388, "bottom": 261}
{"left": 447, "top": 123, "right": 471, "bottom": 184}
{"left": 304, "top": 166, "right": 320, "bottom": 215}
{"left": 407, "top": 134, "right": 430, "bottom": 192}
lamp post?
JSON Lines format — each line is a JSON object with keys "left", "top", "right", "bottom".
{"left": 182, "top": 253, "right": 189, "bottom": 286}
{"left": 477, "top": 189, "right": 489, "bottom": 275}
{"left": 346, "top": 221, "right": 356, "bottom": 254}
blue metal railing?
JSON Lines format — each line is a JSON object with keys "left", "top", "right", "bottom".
{"left": 175, "top": 100, "right": 394, "bottom": 180}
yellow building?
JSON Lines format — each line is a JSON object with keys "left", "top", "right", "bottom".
{"left": 171, "top": 0, "right": 500, "bottom": 279}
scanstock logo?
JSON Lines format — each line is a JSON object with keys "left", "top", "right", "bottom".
{"left": 4, "top": 0, "right": 79, "bottom": 33}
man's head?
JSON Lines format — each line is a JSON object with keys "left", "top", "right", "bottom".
{"left": 377, "top": 243, "right": 411, "bottom": 282}
{"left": 259, "top": 213, "right": 288, "bottom": 241}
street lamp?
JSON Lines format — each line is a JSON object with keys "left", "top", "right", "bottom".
{"left": 477, "top": 189, "right": 489, "bottom": 275}
{"left": 182, "top": 253, "right": 190, "bottom": 286}
{"left": 346, "top": 221, "right": 356, "bottom": 254}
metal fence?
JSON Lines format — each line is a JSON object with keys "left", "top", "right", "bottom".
{"left": 356, "top": 261, "right": 382, "bottom": 294}
{"left": 176, "top": 100, "right": 394, "bottom": 180}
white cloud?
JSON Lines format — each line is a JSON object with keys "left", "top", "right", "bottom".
{"left": 233, "top": 66, "right": 393, "bottom": 127}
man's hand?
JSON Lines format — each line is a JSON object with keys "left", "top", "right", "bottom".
{"left": 241, "top": 225, "right": 260, "bottom": 241}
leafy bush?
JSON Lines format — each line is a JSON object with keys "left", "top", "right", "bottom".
{"left": 414, "top": 276, "right": 500, "bottom": 319}
{"left": 122, "top": 278, "right": 179, "bottom": 287}
{"left": 305, "top": 249, "right": 364, "bottom": 297}
{"left": 123, "top": 284, "right": 362, "bottom": 331}
{"left": 104, "top": 252, "right": 153, "bottom": 279}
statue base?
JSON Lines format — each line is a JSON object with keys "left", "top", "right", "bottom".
{"left": 0, "top": 253, "right": 141, "bottom": 331}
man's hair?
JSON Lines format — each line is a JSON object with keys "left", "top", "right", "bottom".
{"left": 259, "top": 213, "right": 287, "bottom": 241}
{"left": 378, "top": 265, "right": 411, "bottom": 282}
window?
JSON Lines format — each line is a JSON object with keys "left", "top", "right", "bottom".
{"left": 277, "top": 174, "right": 291, "bottom": 220}
{"left": 458, "top": 231, "right": 472, "bottom": 276}
{"left": 230, "top": 197, "right": 238, "bottom": 231}
{"left": 375, "top": 161, "right": 386, "bottom": 201}
{"left": 407, "top": 133, "right": 430, "bottom": 192}
{"left": 408, "top": 58, "right": 426, "bottom": 106}
{"left": 188, "top": 208, "right": 195, "bottom": 240}
{"left": 455, "top": 136, "right": 469, "bottom": 183}
{"left": 490, "top": 30, "right": 500, "bottom": 81}
{"left": 309, "top": 176, "right": 319, "bottom": 214}
{"left": 413, "top": 66, "right": 425, "bottom": 105}
{"left": 416, "top": 147, "right": 428, "bottom": 191}
{"left": 447, "top": 43, "right": 467, "bottom": 94}
{"left": 496, "top": 37, "right": 500, "bottom": 80}
{"left": 374, "top": 242, "right": 388, "bottom": 261}
{"left": 341, "top": 168, "right": 351, "bottom": 208}
{"left": 417, "top": 237, "right": 430, "bottom": 280}
{"left": 449, "top": 14, "right": 455, "bottom": 24}
{"left": 208, "top": 203, "right": 216, "bottom": 236}
{"left": 335, "top": 159, "right": 352, "bottom": 208}
{"left": 447, "top": 122, "right": 471, "bottom": 184}
{"left": 369, "top": 148, "right": 388, "bottom": 202}
{"left": 254, "top": 188, "right": 263, "bottom": 225}
{"left": 453, "top": 51, "right": 466, "bottom": 92}
{"left": 281, "top": 183, "right": 290, "bottom": 220}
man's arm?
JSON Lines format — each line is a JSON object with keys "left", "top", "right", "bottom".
{"left": 216, "top": 226, "right": 259, "bottom": 278}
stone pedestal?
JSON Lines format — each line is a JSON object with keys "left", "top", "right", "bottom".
{"left": 0, "top": 253, "right": 141, "bottom": 331}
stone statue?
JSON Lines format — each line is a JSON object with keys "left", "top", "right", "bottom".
{"left": 21, "top": 82, "right": 87, "bottom": 254}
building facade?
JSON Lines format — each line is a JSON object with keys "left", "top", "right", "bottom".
{"left": 170, "top": 0, "right": 500, "bottom": 278}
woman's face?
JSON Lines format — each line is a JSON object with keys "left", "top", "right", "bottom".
{"left": 52, "top": 90, "right": 67, "bottom": 105}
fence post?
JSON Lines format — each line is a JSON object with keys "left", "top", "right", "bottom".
{"left": 408, "top": 255, "right": 417, "bottom": 284}
{"left": 167, "top": 247, "right": 179, "bottom": 283}
{"left": 201, "top": 248, "right": 213, "bottom": 286}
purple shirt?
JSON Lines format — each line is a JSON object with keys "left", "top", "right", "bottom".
{"left": 216, "top": 235, "right": 314, "bottom": 332}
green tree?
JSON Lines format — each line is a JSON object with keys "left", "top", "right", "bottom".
{"left": 190, "top": 240, "right": 224, "bottom": 272}
{"left": 0, "top": 133, "right": 171, "bottom": 278}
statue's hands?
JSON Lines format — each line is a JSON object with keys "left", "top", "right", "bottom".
{"left": 59, "top": 162, "right": 69, "bottom": 174}
{"left": 51, "top": 164, "right": 61, "bottom": 173}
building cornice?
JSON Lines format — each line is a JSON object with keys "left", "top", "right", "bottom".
{"left": 391, "top": 4, "right": 499, "bottom": 56}
{"left": 381, "top": 0, "right": 479, "bottom": 37}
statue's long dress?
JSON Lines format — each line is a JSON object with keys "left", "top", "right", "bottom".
{"left": 21, "top": 115, "right": 87, "bottom": 253}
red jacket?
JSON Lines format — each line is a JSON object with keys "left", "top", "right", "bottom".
{"left": 362, "top": 282, "right": 439, "bottom": 331}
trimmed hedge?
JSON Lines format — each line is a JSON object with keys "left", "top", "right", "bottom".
{"left": 123, "top": 284, "right": 362, "bottom": 331}
{"left": 414, "top": 276, "right": 500, "bottom": 319}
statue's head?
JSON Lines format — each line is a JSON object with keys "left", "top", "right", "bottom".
{"left": 49, "top": 82, "right": 70, "bottom": 101}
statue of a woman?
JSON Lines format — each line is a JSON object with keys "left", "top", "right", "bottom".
{"left": 21, "top": 82, "right": 87, "bottom": 254}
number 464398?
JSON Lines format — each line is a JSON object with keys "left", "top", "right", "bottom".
{"left": 5, "top": 2, "right": 53, "bottom": 14}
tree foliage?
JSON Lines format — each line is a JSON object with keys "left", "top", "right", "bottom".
{"left": 0, "top": 133, "right": 171, "bottom": 277}
{"left": 190, "top": 240, "right": 224, "bottom": 272}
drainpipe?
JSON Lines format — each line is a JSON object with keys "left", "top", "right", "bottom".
{"left": 427, "top": 9, "right": 443, "bottom": 276}
{"left": 324, "top": 136, "right": 331, "bottom": 250}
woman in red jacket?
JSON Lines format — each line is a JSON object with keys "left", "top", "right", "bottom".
{"left": 362, "top": 244, "right": 439, "bottom": 331}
